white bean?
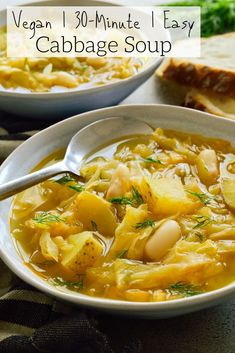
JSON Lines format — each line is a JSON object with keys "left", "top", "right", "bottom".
{"left": 53, "top": 72, "right": 78, "bottom": 88}
{"left": 86, "top": 58, "right": 107, "bottom": 68}
{"left": 197, "top": 149, "right": 219, "bottom": 185}
{"left": 144, "top": 220, "right": 181, "bottom": 261}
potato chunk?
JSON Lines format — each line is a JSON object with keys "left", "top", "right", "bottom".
{"left": 221, "top": 178, "right": 235, "bottom": 210}
{"left": 61, "top": 231, "right": 103, "bottom": 273}
{"left": 115, "top": 204, "right": 148, "bottom": 237}
{"left": 73, "top": 191, "right": 117, "bottom": 237}
{"left": 107, "top": 205, "right": 148, "bottom": 260}
{"left": 139, "top": 176, "right": 194, "bottom": 217}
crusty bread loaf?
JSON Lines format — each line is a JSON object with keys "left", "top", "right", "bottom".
{"left": 184, "top": 89, "right": 235, "bottom": 120}
{"left": 156, "top": 33, "right": 235, "bottom": 98}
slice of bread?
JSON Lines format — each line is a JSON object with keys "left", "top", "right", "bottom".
{"left": 184, "top": 89, "right": 235, "bottom": 120}
{"left": 156, "top": 33, "right": 235, "bottom": 98}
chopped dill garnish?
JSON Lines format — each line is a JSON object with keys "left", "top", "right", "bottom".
{"left": 68, "top": 184, "right": 85, "bottom": 193}
{"left": 110, "top": 196, "right": 133, "bottom": 205}
{"left": 142, "top": 157, "right": 163, "bottom": 164}
{"left": 80, "top": 65, "right": 88, "bottom": 71}
{"left": 55, "top": 175, "right": 75, "bottom": 184}
{"left": 187, "top": 190, "right": 215, "bottom": 205}
{"left": 167, "top": 282, "right": 203, "bottom": 297}
{"left": 193, "top": 215, "right": 213, "bottom": 229}
{"left": 195, "top": 232, "right": 206, "bottom": 242}
{"left": 91, "top": 220, "right": 98, "bottom": 232}
{"left": 116, "top": 249, "right": 128, "bottom": 259}
{"left": 52, "top": 277, "right": 83, "bottom": 289}
{"left": 135, "top": 219, "right": 156, "bottom": 229}
{"left": 131, "top": 187, "right": 144, "bottom": 205}
{"left": 110, "top": 187, "right": 144, "bottom": 207}
{"left": 33, "top": 212, "right": 64, "bottom": 225}
{"left": 54, "top": 175, "right": 84, "bottom": 192}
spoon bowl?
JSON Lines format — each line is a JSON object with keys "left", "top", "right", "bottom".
{"left": 0, "top": 117, "right": 153, "bottom": 200}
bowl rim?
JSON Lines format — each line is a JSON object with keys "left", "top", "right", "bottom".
{"left": 1, "top": 103, "right": 235, "bottom": 312}
{"left": 0, "top": 0, "right": 161, "bottom": 99}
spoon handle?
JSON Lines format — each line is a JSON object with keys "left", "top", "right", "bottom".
{"left": 0, "top": 162, "right": 66, "bottom": 201}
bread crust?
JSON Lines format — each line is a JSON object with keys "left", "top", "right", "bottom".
{"left": 184, "top": 90, "right": 235, "bottom": 120}
{"left": 157, "top": 59, "right": 235, "bottom": 98}
{"left": 156, "top": 32, "right": 235, "bottom": 118}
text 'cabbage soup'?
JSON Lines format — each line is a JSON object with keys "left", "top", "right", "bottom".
{"left": 0, "top": 26, "right": 145, "bottom": 93}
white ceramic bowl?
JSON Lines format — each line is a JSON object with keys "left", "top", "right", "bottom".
{"left": 0, "top": 0, "right": 161, "bottom": 119}
{"left": 1, "top": 104, "right": 235, "bottom": 318}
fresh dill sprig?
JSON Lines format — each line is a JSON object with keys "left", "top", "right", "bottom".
{"left": 165, "top": 0, "right": 235, "bottom": 38}
{"left": 131, "top": 187, "right": 144, "bottom": 205}
{"left": 110, "top": 196, "right": 133, "bottom": 205}
{"left": 142, "top": 157, "right": 163, "bottom": 164}
{"left": 193, "top": 215, "right": 213, "bottom": 229}
{"left": 80, "top": 65, "right": 88, "bottom": 71}
{"left": 52, "top": 277, "right": 84, "bottom": 289}
{"left": 110, "top": 187, "right": 144, "bottom": 207}
{"left": 135, "top": 219, "right": 156, "bottom": 229}
{"left": 33, "top": 212, "right": 64, "bottom": 225}
{"left": 195, "top": 232, "right": 206, "bottom": 242}
{"left": 116, "top": 249, "right": 128, "bottom": 259}
{"left": 55, "top": 175, "right": 76, "bottom": 185}
{"left": 167, "top": 282, "right": 203, "bottom": 297}
{"left": 187, "top": 191, "right": 215, "bottom": 205}
{"left": 54, "top": 175, "right": 84, "bottom": 192}
{"left": 68, "top": 184, "right": 85, "bottom": 193}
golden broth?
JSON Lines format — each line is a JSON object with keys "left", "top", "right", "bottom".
{"left": 10, "top": 128, "right": 235, "bottom": 302}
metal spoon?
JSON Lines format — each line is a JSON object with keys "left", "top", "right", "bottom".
{"left": 0, "top": 117, "right": 153, "bottom": 201}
